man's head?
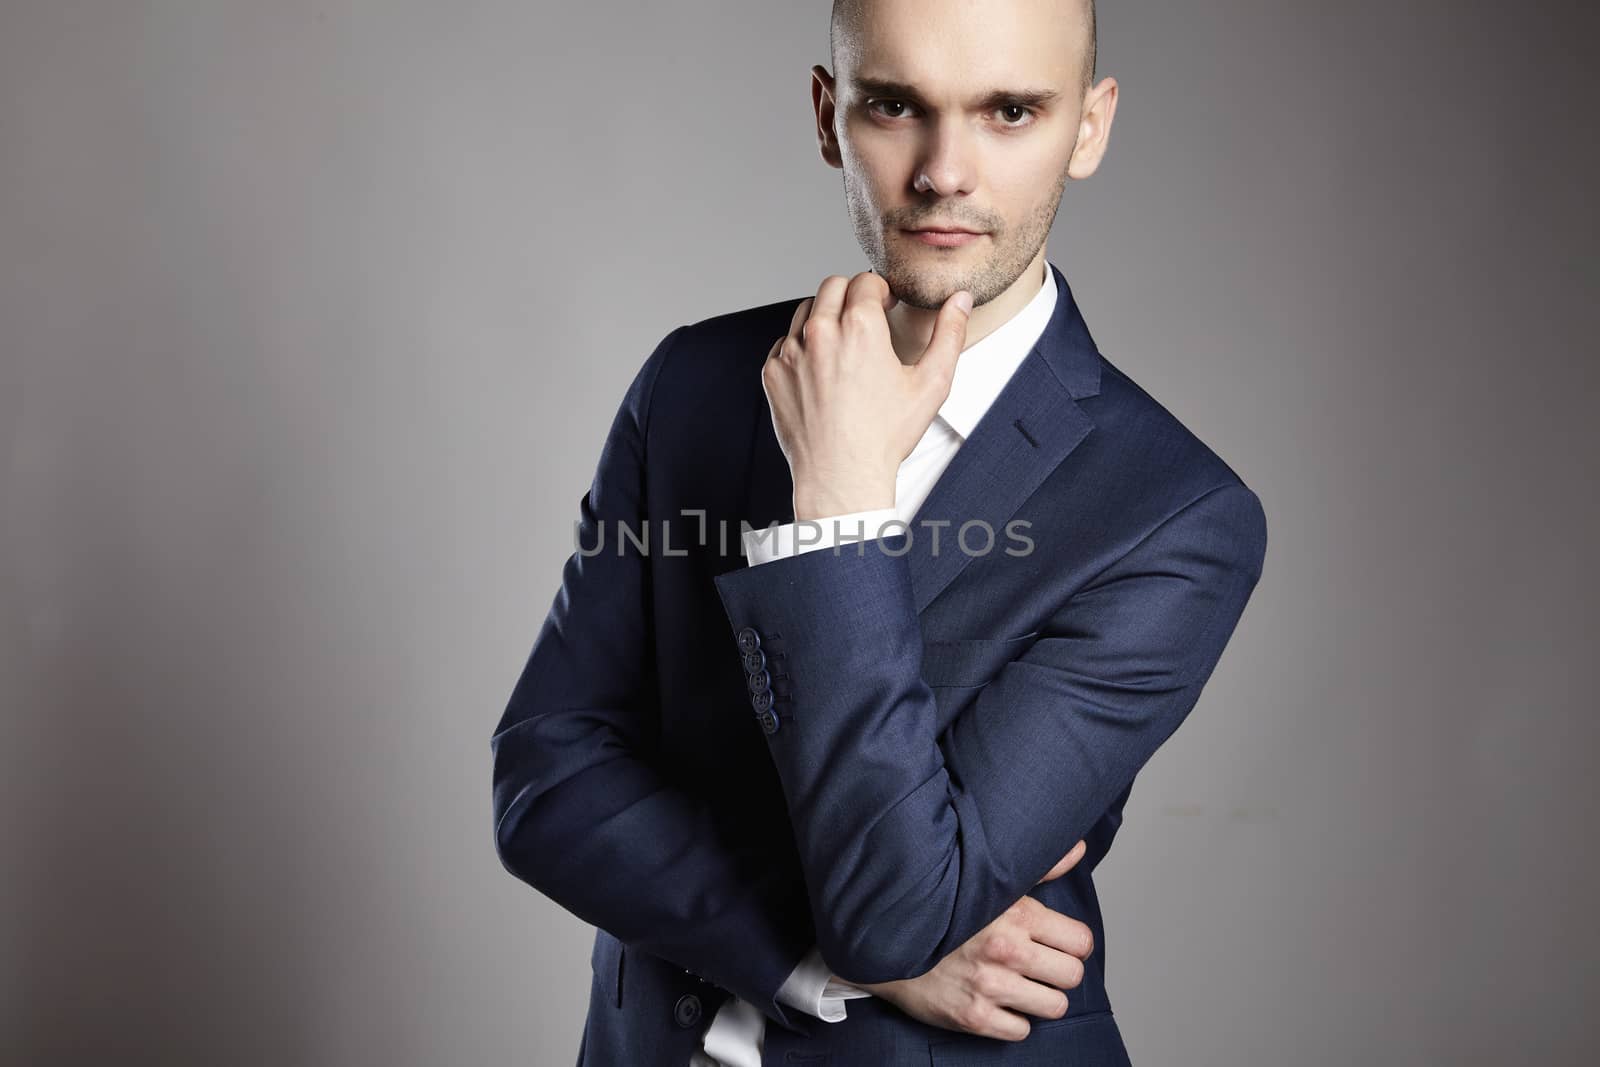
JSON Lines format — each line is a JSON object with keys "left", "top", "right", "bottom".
{"left": 816, "top": 0, "right": 1116, "bottom": 313}
{"left": 831, "top": 0, "right": 1097, "bottom": 95}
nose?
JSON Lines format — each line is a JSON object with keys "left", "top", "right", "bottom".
{"left": 912, "top": 116, "right": 977, "bottom": 198}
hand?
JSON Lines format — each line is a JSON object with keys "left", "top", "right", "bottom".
{"left": 763, "top": 272, "right": 972, "bottom": 520}
{"left": 844, "top": 840, "right": 1093, "bottom": 1042}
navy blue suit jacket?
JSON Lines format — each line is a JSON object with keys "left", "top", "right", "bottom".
{"left": 491, "top": 263, "right": 1268, "bottom": 1065}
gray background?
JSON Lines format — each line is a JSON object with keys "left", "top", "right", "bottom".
{"left": 2, "top": 1, "right": 1595, "bottom": 1064}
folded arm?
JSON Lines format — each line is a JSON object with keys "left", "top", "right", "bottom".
{"left": 710, "top": 482, "right": 1267, "bottom": 985}
{"left": 490, "top": 325, "right": 818, "bottom": 1032}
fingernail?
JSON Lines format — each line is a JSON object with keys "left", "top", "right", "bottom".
{"left": 954, "top": 291, "right": 973, "bottom": 313}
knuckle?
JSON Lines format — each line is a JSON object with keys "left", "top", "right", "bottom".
{"left": 806, "top": 315, "right": 837, "bottom": 338}
{"left": 972, "top": 967, "right": 1005, "bottom": 1000}
{"left": 842, "top": 302, "right": 876, "bottom": 327}
{"left": 983, "top": 934, "right": 1019, "bottom": 965}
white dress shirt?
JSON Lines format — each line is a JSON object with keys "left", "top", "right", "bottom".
{"left": 689, "top": 260, "right": 1060, "bottom": 1067}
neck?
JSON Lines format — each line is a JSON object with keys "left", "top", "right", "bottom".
{"left": 886, "top": 253, "right": 1048, "bottom": 365}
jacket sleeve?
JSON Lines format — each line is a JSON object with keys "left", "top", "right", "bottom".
{"left": 710, "top": 481, "right": 1268, "bottom": 985}
{"left": 490, "top": 325, "right": 818, "bottom": 1033}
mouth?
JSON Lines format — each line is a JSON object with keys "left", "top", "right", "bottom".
{"left": 902, "top": 226, "right": 986, "bottom": 248}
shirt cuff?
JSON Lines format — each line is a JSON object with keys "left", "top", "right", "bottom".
{"left": 774, "top": 945, "right": 875, "bottom": 1023}
{"left": 742, "top": 508, "right": 902, "bottom": 567}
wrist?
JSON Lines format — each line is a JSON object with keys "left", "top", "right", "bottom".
{"left": 792, "top": 477, "right": 896, "bottom": 521}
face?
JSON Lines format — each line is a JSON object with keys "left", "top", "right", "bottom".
{"left": 819, "top": 0, "right": 1096, "bottom": 310}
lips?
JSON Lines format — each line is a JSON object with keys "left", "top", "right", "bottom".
{"left": 904, "top": 227, "right": 985, "bottom": 247}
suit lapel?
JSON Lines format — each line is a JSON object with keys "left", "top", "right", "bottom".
{"left": 901, "top": 353, "right": 1093, "bottom": 613}
{"left": 742, "top": 262, "right": 1103, "bottom": 614}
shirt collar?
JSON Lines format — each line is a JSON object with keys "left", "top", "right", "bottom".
{"left": 935, "top": 259, "right": 1058, "bottom": 440}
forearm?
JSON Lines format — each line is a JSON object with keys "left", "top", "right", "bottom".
{"left": 489, "top": 321, "right": 819, "bottom": 1032}
{"left": 493, "top": 700, "right": 817, "bottom": 1029}
{"left": 711, "top": 484, "right": 1267, "bottom": 984}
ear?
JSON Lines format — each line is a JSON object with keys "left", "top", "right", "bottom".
{"left": 812, "top": 65, "right": 844, "bottom": 169}
{"left": 1067, "top": 75, "right": 1119, "bottom": 180}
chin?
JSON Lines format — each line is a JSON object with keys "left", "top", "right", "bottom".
{"left": 883, "top": 269, "right": 963, "bottom": 311}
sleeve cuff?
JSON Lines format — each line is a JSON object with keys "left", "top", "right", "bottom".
{"left": 742, "top": 508, "right": 902, "bottom": 567}
{"left": 774, "top": 945, "right": 875, "bottom": 1023}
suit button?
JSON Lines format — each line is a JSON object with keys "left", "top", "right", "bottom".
{"left": 673, "top": 993, "right": 703, "bottom": 1028}
{"left": 747, "top": 669, "right": 771, "bottom": 695}
{"left": 757, "top": 710, "right": 780, "bottom": 735}
{"left": 750, "top": 689, "right": 773, "bottom": 713}
{"left": 736, "top": 627, "right": 761, "bottom": 654}
{"left": 742, "top": 649, "right": 766, "bottom": 674}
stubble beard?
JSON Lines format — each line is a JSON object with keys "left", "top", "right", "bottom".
{"left": 844, "top": 161, "right": 1071, "bottom": 310}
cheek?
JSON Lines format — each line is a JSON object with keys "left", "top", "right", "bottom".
{"left": 842, "top": 153, "right": 898, "bottom": 214}
{"left": 989, "top": 147, "right": 1071, "bottom": 218}
{"left": 842, "top": 128, "right": 912, "bottom": 189}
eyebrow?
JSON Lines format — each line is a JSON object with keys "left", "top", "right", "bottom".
{"left": 849, "top": 76, "right": 1062, "bottom": 110}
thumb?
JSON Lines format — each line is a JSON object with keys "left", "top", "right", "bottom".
{"left": 916, "top": 289, "right": 972, "bottom": 384}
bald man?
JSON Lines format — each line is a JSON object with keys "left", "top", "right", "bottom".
{"left": 492, "top": 1, "right": 1266, "bottom": 1064}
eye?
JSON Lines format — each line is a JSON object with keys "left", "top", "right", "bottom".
{"left": 867, "top": 99, "right": 916, "bottom": 119}
{"left": 996, "top": 104, "right": 1036, "bottom": 127}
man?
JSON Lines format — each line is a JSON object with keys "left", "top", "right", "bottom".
{"left": 490, "top": 0, "right": 1268, "bottom": 1063}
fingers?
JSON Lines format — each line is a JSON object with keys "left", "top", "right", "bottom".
{"left": 808, "top": 275, "right": 852, "bottom": 333}
{"left": 842, "top": 270, "right": 893, "bottom": 319}
{"left": 787, "top": 296, "right": 813, "bottom": 340}
{"left": 1020, "top": 898, "right": 1096, "bottom": 961}
{"left": 977, "top": 916, "right": 1086, "bottom": 994}
{"left": 954, "top": 967, "right": 1064, "bottom": 1041}
{"left": 960, "top": 1001, "right": 1034, "bottom": 1043}
{"left": 1015, "top": 935, "right": 1087, "bottom": 994}
{"left": 986, "top": 966, "right": 1073, "bottom": 1026}
{"left": 915, "top": 288, "right": 973, "bottom": 384}
{"left": 825, "top": 271, "right": 892, "bottom": 347}
{"left": 1036, "top": 839, "right": 1089, "bottom": 884}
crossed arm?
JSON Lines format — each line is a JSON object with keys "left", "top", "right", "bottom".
{"left": 491, "top": 324, "right": 1266, "bottom": 1023}
{"left": 492, "top": 326, "right": 827, "bottom": 1033}
{"left": 710, "top": 480, "right": 1267, "bottom": 985}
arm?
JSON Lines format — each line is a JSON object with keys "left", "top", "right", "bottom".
{"left": 710, "top": 481, "right": 1268, "bottom": 984}
{"left": 490, "top": 325, "right": 817, "bottom": 1032}
{"left": 750, "top": 519, "right": 896, "bottom": 1022}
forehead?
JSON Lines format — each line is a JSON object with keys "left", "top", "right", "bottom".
{"left": 837, "top": 0, "right": 1082, "bottom": 92}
